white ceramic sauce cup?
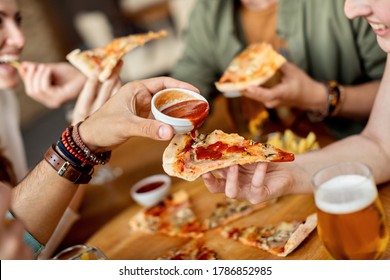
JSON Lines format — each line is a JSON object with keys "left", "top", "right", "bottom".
{"left": 130, "top": 174, "right": 171, "bottom": 207}
{"left": 151, "top": 88, "right": 208, "bottom": 134}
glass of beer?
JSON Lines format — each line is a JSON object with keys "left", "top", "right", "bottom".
{"left": 312, "top": 162, "right": 389, "bottom": 259}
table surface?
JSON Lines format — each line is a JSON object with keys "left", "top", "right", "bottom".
{"left": 85, "top": 177, "right": 390, "bottom": 260}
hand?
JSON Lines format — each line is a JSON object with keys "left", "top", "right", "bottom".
{"left": 201, "top": 161, "right": 311, "bottom": 204}
{"left": 71, "top": 62, "right": 122, "bottom": 124}
{"left": 242, "top": 62, "right": 327, "bottom": 111}
{"left": 20, "top": 62, "right": 87, "bottom": 108}
{"left": 0, "top": 182, "right": 33, "bottom": 260}
{"left": 79, "top": 76, "right": 200, "bottom": 152}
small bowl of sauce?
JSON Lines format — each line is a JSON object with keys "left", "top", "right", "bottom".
{"left": 130, "top": 174, "right": 171, "bottom": 207}
{"left": 151, "top": 88, "right": 209, "bottom": 134}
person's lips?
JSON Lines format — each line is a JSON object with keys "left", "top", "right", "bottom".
{"left": 368, "top": 21, "right": 390, "bottom": 36}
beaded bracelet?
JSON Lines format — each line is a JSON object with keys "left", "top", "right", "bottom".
{"left": 71, "top": 122, "right": 111, "bottom": 165}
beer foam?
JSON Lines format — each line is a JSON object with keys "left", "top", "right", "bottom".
{"left": 315, "top": 174, "right": 377, "bottom": 214}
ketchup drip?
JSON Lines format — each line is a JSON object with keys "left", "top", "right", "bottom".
{"left": 161, "top": 99, "right": 209, "bottom": 135}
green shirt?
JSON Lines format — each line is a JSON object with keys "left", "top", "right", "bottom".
{"left": 171, "top": 0, "right": 386, "bottom": 138}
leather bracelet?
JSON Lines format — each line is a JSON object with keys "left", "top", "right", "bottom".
{"left": 44, "top": 145, "right": 94, "bottom": 184}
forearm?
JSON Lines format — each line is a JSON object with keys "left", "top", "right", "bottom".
{"left": 11, "top": 160, "right": 78, "bottom": 244}
{"left": 338, "top": 80, "right": 380, "bottom": 119}
{"left": 296, "top": 133, "right": 390, "bottom": 186}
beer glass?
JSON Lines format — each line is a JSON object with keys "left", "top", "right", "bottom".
{"left": 312, "top": 162, "right": 389, "bottom": 259}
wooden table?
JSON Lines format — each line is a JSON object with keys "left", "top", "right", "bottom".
{"left": 85, "top": 177, "right": 390, "bottom": 260}
{"left": 61, "top": 96, "right": 390, "bottom": 259}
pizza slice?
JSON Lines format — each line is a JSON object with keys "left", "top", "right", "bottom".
{"left": 215, "top": 42, "right": 286, "bottom": 92}
{"left": 220, "top": 213, "right": 317, "bottom": 257}
{"left": 66, "top": 30, "right": 167, "bottom": 82}
{"left": 156, "top": 240, "right": 219, "bottom": 260}
{"left": 204, "top": 198, "right": 277, "bottom": 230}
{"left": 163, "top": 129, "right": 294, "bottom": 181}
{"left": 129, "top": 190, "right": 204, "bottom": 239}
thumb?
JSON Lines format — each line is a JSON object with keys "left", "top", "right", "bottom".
{"left": 129, "top": 118, "right": 174, "bottom": 141}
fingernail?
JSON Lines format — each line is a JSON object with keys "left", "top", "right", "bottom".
{"left": 158, "top": 125, "right": 171, "bottom": 139}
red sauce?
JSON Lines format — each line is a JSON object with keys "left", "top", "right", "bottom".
{"left": 195, "top": 141, "right": 247, "bottom": 160}
{"left": 161, "top": 99, "right": 209, "bottom": 132}
{"left": 196, "top": 146, "right": 223, "bottom": 160}
{"left": 136, "top": 181, "right": 164, "bottom": 193}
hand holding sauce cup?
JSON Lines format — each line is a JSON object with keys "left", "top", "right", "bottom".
{"left": 312, "top": 162, "right": 389, "bottom": 259}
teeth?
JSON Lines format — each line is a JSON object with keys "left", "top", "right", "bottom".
{"left": 0, "top": 55, "right": 19, "bottom": 63}
{"left": 369, "top": 23, "right": 389, "bottom": 31}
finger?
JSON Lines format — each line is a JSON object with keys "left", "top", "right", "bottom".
{"left": 72, "top": 75, "right": 100, "bottom": 123}
{"left": 31, "top": 64, "right": 47, "bottom": 94}
{"left": 201, "top": 173, "right": 226, "bottom": 194}
{"left": 251, "top": 162, "right": 269, "bottom": 189}
{"left": 38, "top": 67, "right": 52, "bottom": 93}
{"left": 128, "top": 117, "right": 174, "bottom": 140}
{"left": 225, "top": 165, "right": 239, "bottom": 198}
{"left": 111, "top": 79, "right": 121, "bottom": 97}
{"left": 93, "top": 76, "right": 119, "bottom": 110}
{"left": 21, "top": 64, "right": 38, "bottom": 96}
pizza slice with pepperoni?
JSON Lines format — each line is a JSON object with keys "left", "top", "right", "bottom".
{"left": 163, "top": 129, "right": 294, "bottom": 181}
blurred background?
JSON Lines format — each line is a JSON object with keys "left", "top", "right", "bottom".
{"left": 18, "top": 0, "right": 197, "bottom": 168}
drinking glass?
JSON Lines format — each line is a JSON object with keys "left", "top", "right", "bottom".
{"left": 312, "top": 162, "right": 389, "bottom": 260}
{"left": 52, "top": 244, "right": 108, "bottom": 260}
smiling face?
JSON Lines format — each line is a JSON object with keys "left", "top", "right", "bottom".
{"left": 345, "top": 0, "right": 390, "bottom": 53}
{"left": 0, "top": 0, "right": 25, "bottom": 89}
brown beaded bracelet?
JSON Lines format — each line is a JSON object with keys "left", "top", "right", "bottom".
{"left": 71, "top": 122, "right": 111, "bottom": 165}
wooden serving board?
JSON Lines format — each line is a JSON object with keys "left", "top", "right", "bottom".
{"left": 86, "top": 178, "right": 329, "bottom": 260}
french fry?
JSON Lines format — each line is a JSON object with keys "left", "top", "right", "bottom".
{"left": 297, "top": 138, "right": 307, "bottom": 154}
{"left": 266, "top": 129, "right": 319, "bottom": 154}
{"left": 305, "top": 131, "right": 317, "bottom": 149}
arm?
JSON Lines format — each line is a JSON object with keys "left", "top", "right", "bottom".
{"left": 243, "top": 62, "right": 380, "bottom": 119}
{"left": 203, "top": 55, "right": 390, "bottom": 204}
{"left": 11, "top": 77, "right": 199, "bottom": 244}
{"left": 19, "top": 62, "right": 87, "bottom": 108}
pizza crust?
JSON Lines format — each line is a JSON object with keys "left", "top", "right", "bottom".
{"left": 66, "top": 30, "right": 168, "bottom": 82}
{"left": 278, "top": 213, "right": 318, "bottom": 257}
{"left": 215, "top": 72, "right": 276, "bottom": 92}
{"left": 215, "top": 42, "right": 286, "bottom": 93}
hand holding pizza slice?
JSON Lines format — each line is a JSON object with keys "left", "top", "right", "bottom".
{"left": 66, "top": 30, "right": 167, "bottom": 82}
{"left": 163, "top": 129, "right": 294, "bottom": 181}
{"left": 215, "top": 42, "right": 286, "bottom": 92}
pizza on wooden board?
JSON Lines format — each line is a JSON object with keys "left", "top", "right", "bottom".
{"left": 204, "top": 198, "right": 277, "bottom": 230}
{"left": 220, "top": 213, "right": 317, "bottom": 257}
{"left": 156, "top": 239, "right": 219, "bottom": 260}
{"left": 129, "top": 190, "right": 205, "bottom": 239}
{"left": 215, "top": 42, "right": 286, "bottom": 92}
{"left": 163, "top": 129, "right": 294, "bottom": 181}
{"left": 66, "top": 30, "right": 167, "bottom": 82}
